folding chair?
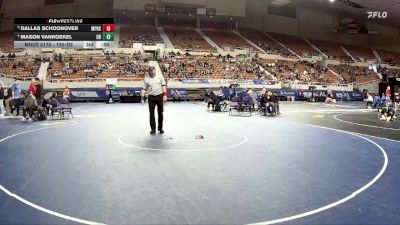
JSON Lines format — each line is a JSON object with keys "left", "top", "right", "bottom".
{"left": 254, "top": 95, "right": 264, "bottom": 115}
{"left": 60, "top": 98, "right": 73, "bottom": 118}
{"left": 394, "top": 104, "right": 399, "bottom": 122}
{"left": 219, "top": 98, "right": 230, "bottom": 112}
{"left": 241, "top": 96, "right": 253, "bottom": 117}
{"left": 49, "top": 98, "right": 64, "bottom": 119}
{"left": 229, "top": 96, "right": 241, "bottom": 116}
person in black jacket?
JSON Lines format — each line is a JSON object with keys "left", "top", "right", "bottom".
{"left": 273, "top": 91, "right": 280, "bottom": 114}
{"left": 0, "top": 81, "right": 4, "bottom": 116}
{"left": 4, "top": 84, "right": 13, "bottom": 116}
{"left": 34, "top": 78, "right": 43, "bottom": 106}
{"left": 207, "top": 90, "right": 220, "bottom": 111}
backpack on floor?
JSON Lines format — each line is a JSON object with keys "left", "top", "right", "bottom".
{"left": 214, "top": 104, "right": 221, "bottom": 112}
{"left": 37, "top": 106, "right": 47, "bottom": 121}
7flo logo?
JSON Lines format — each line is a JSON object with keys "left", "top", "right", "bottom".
{"left": 367, "top": 11, "right": 388, "bottom": 19}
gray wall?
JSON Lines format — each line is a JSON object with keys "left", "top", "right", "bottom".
{"left": 1, "top": 0, "right": 113, "bottom": 31}
{"left": 239, "top": 0, "right": 400, "bottom": 53}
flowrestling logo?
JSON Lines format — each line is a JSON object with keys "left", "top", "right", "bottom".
{"left": 367, "top": 11, "right": 388, "bottom": 19}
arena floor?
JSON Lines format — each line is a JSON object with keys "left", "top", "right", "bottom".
{"left": 0, "top": 101, "right": 399, "bottom": 225}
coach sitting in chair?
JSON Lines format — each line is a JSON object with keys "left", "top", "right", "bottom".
{"left": 261, "top": 91, "right": 276, "bottom": 115}
{"left": 207, "top": 89, "right": 221, "bottom": 111}
{"left": 22, "top": 91, "right": 37, "bottom": 122}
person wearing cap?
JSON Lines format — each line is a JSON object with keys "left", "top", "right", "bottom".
{"left": 141, "top": 66, "right": 167, "bottom": 135}
{"left": 0, "top": 81, "right": 5, "bottom": 116}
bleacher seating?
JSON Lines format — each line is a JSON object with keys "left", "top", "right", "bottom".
{"left": 328, "top": 64, "right": 379, "bottom": 83}
{"left": 344, "top": 45, "right": 376, "bottom": 62}
{"left": 377, "top": 50, "right": 400, "bottom": 66}
{"left": 381, "top": 67, "right": 400, "bottom": 79}
{"left": 119, "top": 25, "right": 163, "bottom": 47}
{"left": 0, "top": 31, "right": 24, "bottom": 53}
{"left": 160, "top": 55, "right": 257, "bottom": 80}
{"left": 268, "top": 32, "right": 317, "bottom": 58}
{"left": 310, "top": 39, "right": 352, "bottom": 62}
{"left": 239, "top": 29, "right": 294, "bottom": 57}
{"left": 0, "top": 59, "right": 40, "bottom": 79}
{"left": 163, "top": 27, "right": 215, "bottom": 51}
{"left": 203, "top": 29, "right": 253, "bottom": 50}
{"left": 47, "top": 55, "right": 148, "bottom": 80}
{"left": 259, "top": 59, "right": 338, "bottom": 83}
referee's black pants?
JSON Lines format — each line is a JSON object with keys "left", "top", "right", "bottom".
{"left": 148, "top": 94, "right": 164, "bottom": 131}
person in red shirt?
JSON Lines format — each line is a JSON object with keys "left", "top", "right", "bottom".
{"left": 385, "top": 86, "right": 391, "bottom": 100}
{"left": 28, "top": 78, "right": 37, "bottom": 96}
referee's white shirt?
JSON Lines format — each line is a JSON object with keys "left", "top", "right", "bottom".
{"left": 142, "top": 74, "right": 166, "bottom": 96}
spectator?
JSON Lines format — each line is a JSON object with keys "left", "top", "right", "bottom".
{"left": 385, "top": 86, "right": 391, "bottom": 102}
{"left": 4, "top": 84, "right": 12, "bottom": 116}
{"left": 173, "top": 90, "right": 181, "bottom": 103}
{"left": 273, "top": 91, "right": 280, "bottom": 114}
{"left": 366, "top": 93, "right": 374, "bottom": 109}
{"left": 35, "top": 78, "right": 43, "bottom": 106}
{"left": 11, "top": 79, "right": 22, "bottom": 116}
{"left": 0, "top": 81, "right": 4, "bottom": 116}
{"left": 22, "top": 91, "right": 37, "bottom": 122}
{"left": 28, "top": 78, "right": 37, "bottom": 96}
{"left": 63, "top": 86, "right": 70, "bottom": 100}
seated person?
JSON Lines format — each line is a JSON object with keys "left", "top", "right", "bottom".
{"left": 237, "top": 90, "right": 249, "bottom": 101}
{"left": 373, "top": 95, "right": 381, "bottom": 109}
{"left": 394, "top": 93, "right": 399, "bottom": 109}
{"left": 325, "top": 93, "right": 336, "bottom": 104}
{"left": 365, "top": 93, "right": 374, "bottom": 109}
{"left": 173, "top": 90, "right": 181, "bottom": 103}
{"left": 261, "top": 91, "right": 276, "bottom": 115}
{"left": 381, "top": 94, "right": 388, "bottom": 106}
{"left": 268, "top": 92, "right": 277, "bottom": 114}
{"left": 207, "top": 90, "right": 220, "bottom": 111}
{"left": 378, "top": 105, "right": 396, "bottom": 122}
{"left": 247, "top": 89, "right": 257, "bottom": 109}
{"left": 22, "top": 91, "right": 38, "bottom": 122}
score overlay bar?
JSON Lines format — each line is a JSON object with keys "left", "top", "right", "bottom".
{"left": 14, "top": 41, "right": 115, "bottom": 49}
{"left": 14, "top": 18, "right": 114, "bottom": 49}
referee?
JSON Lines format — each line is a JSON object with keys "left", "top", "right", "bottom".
{"left": 141, "top": 66, "right": 167, "bottom": 134}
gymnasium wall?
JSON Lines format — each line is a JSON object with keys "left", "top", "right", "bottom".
{"left": 0, "top": 0, "right": 113, "bottom": 31}
{"left": 296, "top": 8, "right": 337, "bottom": 42}
{"left": 113, "top": 0, "right": 151, "bottom": 11}
{"left": 205, "top": 0, "right": 245, "bottom": 17}
{"left": 367, "top": 23, "right": 400, "bottom": 53}
{"left": 239, "top": 0, "right": 264, "bottom": 30}
{"left": 335, "top": 33, "right": 369, "bottom": 47}
{"left": 370, "top": 35, "right": 400, "bottom": 53}
{"left": 240, "top": 0, "right": 400, "bottom": 52}
{"left": 160, "top": 0, "right": 206, "bottom": 5}
{"left": 113, "top": 0, "right": 246, "bottom": 17}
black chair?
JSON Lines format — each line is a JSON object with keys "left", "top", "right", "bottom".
{"left": 255, "top": 95, "right": 264, "bottom": 115}
{"left": 49, "top": 98, "right": 72, "bottom": 119}
{"left": 241, "top": 96, "right": 253, "bottom": 117}
{"left": 229, "top": 96, "right": 241, "bottom": 116}
{"left": 49, "top": 98, "right": 63, "bottom": 119}
{"left": 60, "top": 98, "right": 73, "bottom": 118}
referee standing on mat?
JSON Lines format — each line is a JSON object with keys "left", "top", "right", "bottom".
{"left": 141, "top": 66, "right": 167, "bottom": 135}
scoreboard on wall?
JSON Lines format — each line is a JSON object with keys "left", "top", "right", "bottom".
{"left": 14, "top": 18, "right": 115, "bottom": 49}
